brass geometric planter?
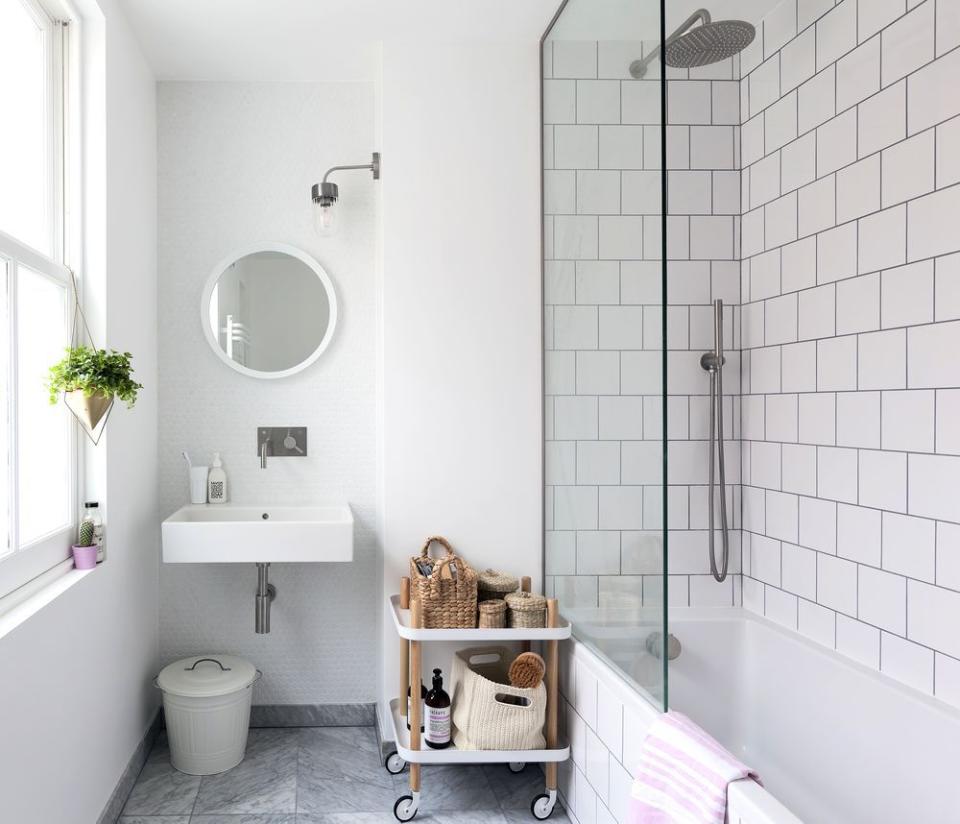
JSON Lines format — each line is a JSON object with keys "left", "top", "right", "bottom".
{"left": 63, "top": 389, "right": 114, "bottom": 445}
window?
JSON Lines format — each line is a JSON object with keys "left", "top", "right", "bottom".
{"left": 0, "top": 0, "right": 77, "bottom": 599}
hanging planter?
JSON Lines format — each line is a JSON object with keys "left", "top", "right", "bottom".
{"left": 47, "top": 346, "right": 142, "bottom": 444}
{"left": 45, "top": 270, "right": 143, "bottom": 445}
{"left": 63, "top": 387, "right": 114, "bottom": 432}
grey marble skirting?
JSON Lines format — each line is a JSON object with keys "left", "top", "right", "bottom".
{"left": 97, "top": 707, "right": 162, "bottom": 824}
{"left": 249, "top": 702, "right": 376, "bottom": 728}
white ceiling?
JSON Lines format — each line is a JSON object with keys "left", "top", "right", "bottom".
{"left": 119, "top": 0, "right": 563, "bottom": 81}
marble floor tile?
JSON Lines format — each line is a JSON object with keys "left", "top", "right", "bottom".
{"left": 503, "top": 811, "right": 570, "bottom": 823}
{"left": 391, "top": 764, "right": 499, "bottom": 812}
{"left": 192, "top": 816, "right": 297, "bottom": 824}
{"left": 296, "top": 726, "right": 398, "bottom": 814}
{"left": 297, "top": 814, "right": 509, "bottom": 824}
{"left": 120, "top": 756, "right": 200, "bottom": 816}
{"left": 192, "top": 728, "right": 298, "bottom": 815}
{"left": 480, "top": 763, "right": 555, "bottom": 810}
{"left": 122, "top": 725, "right": 569, "bottom": 824}
{"left": 117, "top": 817, "right": 190, "bottom": 824}
{"left": 298, "top": 726, "right": 386, "bottom": 783}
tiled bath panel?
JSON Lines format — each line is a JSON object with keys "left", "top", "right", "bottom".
{"left": 544, "top": 38, "right": 744, "bottom": 613}
{"left": 118, "top": 726, "right": 570, "bottom": 823}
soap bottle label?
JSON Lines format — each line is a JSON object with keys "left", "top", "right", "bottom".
{"left": 425, "top": 706, "right": 450, "bottom": 745}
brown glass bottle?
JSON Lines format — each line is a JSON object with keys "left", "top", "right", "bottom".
{"left": 406, "top": 681, "right": 426, "bottom": 732}
{"left": 424, "top": 668, "right": 451, "bottom": 749}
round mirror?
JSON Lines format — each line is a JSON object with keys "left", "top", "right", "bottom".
{"left": 201, "top": 243, "right": 338, "bottom": 379}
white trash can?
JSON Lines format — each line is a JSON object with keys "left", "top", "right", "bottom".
{"left": 156, "top": 655, "right": 259, "bottom": 775}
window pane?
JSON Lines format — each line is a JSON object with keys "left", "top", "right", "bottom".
{"left": 0, "top": 0, "right": 50, "bottom": 254}
{"left": 17, "top": 264, "right": 70, "bottom": 545}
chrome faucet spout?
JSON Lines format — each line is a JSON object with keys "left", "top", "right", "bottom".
{"left": 260, "top": 440, "right": 268, "bottom": 469}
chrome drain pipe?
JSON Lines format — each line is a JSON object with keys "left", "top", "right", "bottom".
{"left": 255, "top": 563, "right": 277, "bottom": 634}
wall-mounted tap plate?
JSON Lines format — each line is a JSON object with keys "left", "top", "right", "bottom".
{"left": 258, "top": 427, "right": 307, "bottom": 457}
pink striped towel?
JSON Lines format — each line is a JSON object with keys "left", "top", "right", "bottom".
{"left": 627, "top": 711, "right": 761, "bottom": 824}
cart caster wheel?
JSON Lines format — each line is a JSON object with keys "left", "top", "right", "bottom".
{"left": 385, "top": 751, "right": 406, "bottom": 775}
{"left": 531, "top": 793, "right": 556, "bottom": 820}
{"left": 394, "top": 795, "right": 418, "bottom": 822}
{"left": 508, "top": 761, "right": 526, "bottom": 773}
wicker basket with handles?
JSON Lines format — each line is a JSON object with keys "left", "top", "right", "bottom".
{"left": 477, "top": 569, "right": 520, "bottom": 602}
{"left": 450, "top": 647, "right": 546, "bottom": 751}
{"left": 408, "top": 536, "right": 478, "bottom": 628}
{"left": 505, "top": 590, "right": 547, "bottom": 628}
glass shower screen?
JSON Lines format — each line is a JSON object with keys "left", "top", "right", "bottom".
{"left": 541, "top": 0, "right": 669, "bottom": 708}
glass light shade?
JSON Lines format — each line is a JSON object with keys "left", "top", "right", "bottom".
{"left": 313, "top": 200, "right": 337, "bottom": 236}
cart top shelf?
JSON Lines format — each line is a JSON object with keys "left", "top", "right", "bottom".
{"left": 389, "top": 594, "right": 572, "bottom": 641}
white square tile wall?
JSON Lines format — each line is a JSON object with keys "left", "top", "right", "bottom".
{"left": 546, "top": 0, "right": 960, "bottom": 716}
{"left": 738, "top": 0, "right": 960, "bottom": 709}
{"left": 544, "top": 37, "right": 742, "bottom": 614}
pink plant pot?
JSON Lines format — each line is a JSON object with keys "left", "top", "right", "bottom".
{"left": 72, "top": 545, "right": 98, "bottom": 570}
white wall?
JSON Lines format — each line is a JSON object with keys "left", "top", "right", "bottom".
{"left": 157, "top": 81, "right": 380, "bottom": 703}
{"left": 378, "top": 40, "right": 544, "bottom": 731}
{"left": 739, "top": 0, "right": 960, "bottom": 706}
{"left": 0, "top": 0, "right": 160, "bottom": 820}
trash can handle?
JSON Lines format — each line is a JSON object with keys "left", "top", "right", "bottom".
{"left": 185, "top": 657, "right": 232, "bottom": 672}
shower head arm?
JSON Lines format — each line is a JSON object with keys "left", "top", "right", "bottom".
{"left": 629, "top": 8, "right": 713, "bottom": 79}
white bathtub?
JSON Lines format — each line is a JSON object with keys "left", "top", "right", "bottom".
{"left": 563, "top": 608, "right": 960, "bottom": 824}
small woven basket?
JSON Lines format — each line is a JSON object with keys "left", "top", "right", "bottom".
{"left": 478, "top": 599, "right": 507, "bottom": 628}
{"left": 408, "top": 536, "right": 478, "bottom": 629}
{"left": 477, "top": 569, "right": 520, "bottom": 602}
{"left": 505, "top": 590, "right": 547, "bottom": 628}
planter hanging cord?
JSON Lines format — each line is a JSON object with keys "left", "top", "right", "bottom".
{"left": 63, "top": 268, "right": 114, "bottom": 445}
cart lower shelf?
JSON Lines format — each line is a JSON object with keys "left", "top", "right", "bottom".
{"left": 387, "top": 698, "right": 570, "bottom": 764}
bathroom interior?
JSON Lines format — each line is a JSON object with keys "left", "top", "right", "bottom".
{"left": 1, "top": 0, "right": 959, "bottom": 821}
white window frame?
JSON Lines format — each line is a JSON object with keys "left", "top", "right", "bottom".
{"left": 0, "top": 0, "right": 81, "bottom": 601}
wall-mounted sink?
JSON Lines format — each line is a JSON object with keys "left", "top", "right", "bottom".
{"left": 162, "top": 504, "right": 353, "bottom": 563}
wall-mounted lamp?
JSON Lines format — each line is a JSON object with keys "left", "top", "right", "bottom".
{"left": 311, "top": 152, "right": 381, "bottom": 236}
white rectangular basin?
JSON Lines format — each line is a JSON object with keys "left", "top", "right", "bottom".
{"left": 162, "top": 504, "right": 353, "bottom": 563}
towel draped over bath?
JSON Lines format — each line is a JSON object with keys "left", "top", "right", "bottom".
{"left": 628, "top": 711, "right": 761, "bottom": 824}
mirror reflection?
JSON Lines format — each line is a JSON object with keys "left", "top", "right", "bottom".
{"left": 205, "top": 250, "right": 332, "bottom": 375}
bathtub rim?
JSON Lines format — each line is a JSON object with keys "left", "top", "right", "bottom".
{"left": 566, "top": 605, "right": 960, "bottom": 724}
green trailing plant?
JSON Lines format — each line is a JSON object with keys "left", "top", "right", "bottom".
{"left": 47, "top": 346, "right": 143, "bottom": 408}
{"left": 77, "top": 520, "right": 95, "bottom": 547}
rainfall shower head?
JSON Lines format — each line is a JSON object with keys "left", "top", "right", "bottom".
{"left": 629, "top": 9, "right": 756, "bottom": 79}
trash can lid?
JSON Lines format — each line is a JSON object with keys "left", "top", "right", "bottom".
{"left": 157, "top": 655, "right": 257, "bottom": 698}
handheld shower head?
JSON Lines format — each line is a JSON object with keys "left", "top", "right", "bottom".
{"left": 629, "top": 9, "right": 756, "bottom": 79}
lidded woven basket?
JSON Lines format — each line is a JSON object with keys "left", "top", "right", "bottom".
{"left": 504, "top": 590, "right": 547, "bottom": 628}
{"left": 478, "top": 598, "right": 507, "bottom": 628}
{"left": 408, "top": 536, "right": 478, "bottom": 629}
{"left": 477, "top": 569, "right": 520, "bottom": 602}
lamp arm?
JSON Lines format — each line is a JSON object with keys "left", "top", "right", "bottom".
{"left": 322, "top": 152, "right": 381, "bottom": 184}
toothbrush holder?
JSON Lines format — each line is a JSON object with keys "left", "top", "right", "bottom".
{"left": 190, "top": 466, "right": 209, "bottom": 504}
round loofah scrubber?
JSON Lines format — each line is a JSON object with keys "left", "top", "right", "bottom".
{"left": 508, "top": 651, "right": 546, "bottom": 690}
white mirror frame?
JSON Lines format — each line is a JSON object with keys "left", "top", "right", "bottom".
{"left": 200, "top": 242, "right": 339, "bottom": 380}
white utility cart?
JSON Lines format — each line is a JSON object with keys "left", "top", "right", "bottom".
{"left": 386, "top": 577, "right": 572, "bottom": 821}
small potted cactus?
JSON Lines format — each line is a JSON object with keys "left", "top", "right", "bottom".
{"left": 72, "top": 518, "right": 98, "bottom": 570}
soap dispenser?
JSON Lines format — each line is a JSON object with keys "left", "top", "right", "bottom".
{"left": 207, "top": 453, "right": 227, "bottom": 503}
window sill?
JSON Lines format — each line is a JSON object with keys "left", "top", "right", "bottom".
{"left": 0, "top": 561, "right": 97, "bottom": 643}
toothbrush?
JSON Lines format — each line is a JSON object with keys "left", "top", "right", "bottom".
{"left": 182, "top": 451, "right": 192, "bottom": 470}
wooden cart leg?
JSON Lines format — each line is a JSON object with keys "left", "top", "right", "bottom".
{"left": 410, "top": 599, "right": 423, "bottom": 797}
{"left": 520, "top": 576, "right": 532, "bottom": 653}
{"left": 545, "top": 597, "right": 559, "bottom": 792}
{"left": 399, "top": 578, "right": 410, "bottom": 723}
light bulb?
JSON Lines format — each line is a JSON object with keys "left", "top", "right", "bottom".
{"left": 313, "top": 200, "right": 337, "bottom": 236}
